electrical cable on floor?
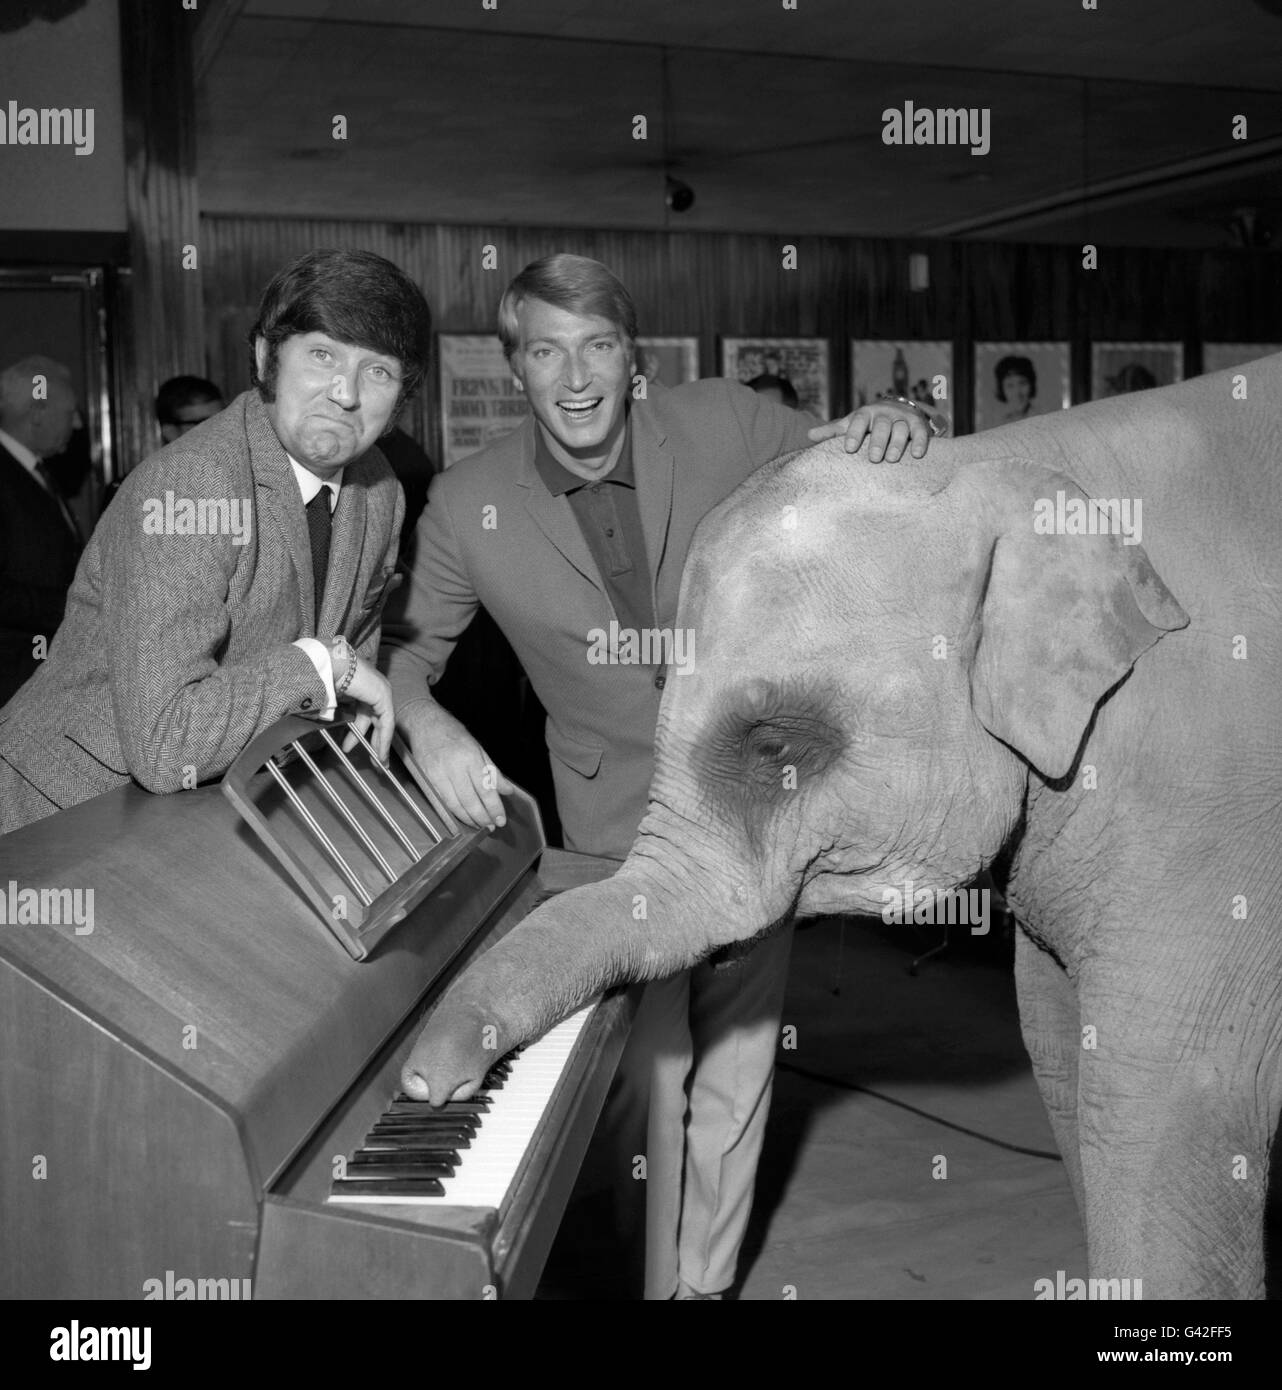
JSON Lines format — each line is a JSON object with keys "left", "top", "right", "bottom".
{"left": 774, "top": 1059, "right": 1063, "bottom": 1160}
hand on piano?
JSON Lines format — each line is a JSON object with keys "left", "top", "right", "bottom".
{"left": 399, "top": 697, "right": 516, "bottom": 832}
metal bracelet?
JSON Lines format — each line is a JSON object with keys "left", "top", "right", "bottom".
{"left": 876, "top": 394, "right": 949, "bottom": 437}
{"left": 332, "top": 636, "right": 358, "bottom": 698}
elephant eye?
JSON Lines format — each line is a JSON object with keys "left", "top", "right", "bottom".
{"left": 738, "top": 717, "right": 843, "bottom": 782}
{"left": 696, "top": 688, "right": 847, "bottom": 848}
{"left": 745, "top": 725, "right": 789, "bottom": 762}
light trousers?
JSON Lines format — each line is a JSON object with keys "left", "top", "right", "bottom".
{"left": 605, "top": 925, "right": 795, "bottom": 1299}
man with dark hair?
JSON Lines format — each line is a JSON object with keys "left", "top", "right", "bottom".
{"left": 0, "top": 249, "right": 430, "bottom": 833}
{"left": 155, "top": 375, "right": 225, "bottom": 444}
{"left": 746, "top": 371, "right": 800, "bottom": 410}
{"left": 383, "top": 252, "right": 933, "bottom": 1299}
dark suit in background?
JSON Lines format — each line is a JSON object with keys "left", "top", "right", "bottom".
{"left": 0, "top": 440, "right": 82, "bottom": 705}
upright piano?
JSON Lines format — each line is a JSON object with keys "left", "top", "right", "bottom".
{"left": 0, "top": 717, "right": 633, "bottom": 1299}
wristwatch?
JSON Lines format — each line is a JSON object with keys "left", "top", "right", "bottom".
{"left": 876, "top": 393, "right": 950, "bottom": 437}
{"left": 330, "top": 635, "right": 357, "bottom": 698}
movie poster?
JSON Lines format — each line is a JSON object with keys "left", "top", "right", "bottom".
{"left": 721, "top": 337, "right": 830, "bottom": 420}
{"left": 438, "top": 334, "right": 528, "bottom": 468}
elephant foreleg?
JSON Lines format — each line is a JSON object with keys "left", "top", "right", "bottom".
{"left": 1015, "top": 927, "right": 1086, "bottom": 1218}
{"left": 1074, "top": 964, "right": 1275, "bottom": 1300}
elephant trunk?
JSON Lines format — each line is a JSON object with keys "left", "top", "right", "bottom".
{"left": 401, "top": 825, "right": 753, "bottom": 1103}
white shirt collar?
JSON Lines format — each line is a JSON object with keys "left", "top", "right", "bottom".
{"left": 288, "top": 455, "right": 343, "bottom": 512}
{"left": 0, "top": 426, "right": 41, "bottom": 474}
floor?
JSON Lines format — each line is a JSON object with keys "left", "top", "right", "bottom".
{"left": 539, "top": 914, "right": 1280, "bottom": 1300}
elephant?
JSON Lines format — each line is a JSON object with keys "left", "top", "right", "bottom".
{"left": 403, "top": 353, "right": 1282, "bottom": 1299}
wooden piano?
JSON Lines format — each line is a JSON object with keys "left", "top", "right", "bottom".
{"left": 0, "top": 715, "right": 633, "bottom": 1299}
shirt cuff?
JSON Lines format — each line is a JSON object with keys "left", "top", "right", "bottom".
{"left": 293, "top": 637, "right": 337, "bottom": 718}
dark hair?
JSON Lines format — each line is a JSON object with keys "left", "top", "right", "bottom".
{"left": 746, "top": 372, "right": 799, "bottom": 409}
{"left": 994, "top": 355, "right": 1036, "bottom": 403}
{"left": 497, "top": 253, "right": 638, "bottom": 361}
{"left": 155, "top": 375, "right": 223, "bottom": 426}
{"left": 248, "top": 250, "right": 432, "bottom": 409}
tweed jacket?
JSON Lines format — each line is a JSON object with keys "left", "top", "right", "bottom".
{"left": 0, "top": 390, "right": 402, "bottom": 814}
{"left": 0, "top": 440, "right": 83, "bottom": 705}
{"left": 382, "top": 378, "right": 813, "bottom": 859}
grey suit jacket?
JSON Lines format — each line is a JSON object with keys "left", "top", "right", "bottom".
{"left": 382, "top": 378, "right": 812, "bottom": 859}
{"left": 0, "top": 390, "right": 403, "bottom": 819}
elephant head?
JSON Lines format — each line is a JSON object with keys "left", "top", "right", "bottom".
{"left": 403, "top": 439, "right": 1188, "bottom": 1101}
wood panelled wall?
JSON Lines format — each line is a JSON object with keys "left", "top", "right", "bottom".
{"left": 119, "top": 0, "right": 205, "bottom": 476}
{"left": 198, "top": 214, "right": 1282, "bottom": 453}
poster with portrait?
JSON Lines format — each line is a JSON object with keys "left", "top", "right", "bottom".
{"left": 1091, "top": 342, "right": 1183, "bottom": 400}
{"left": 851, "top": 340, "right": 953, "bottom": 426}
{"left": 437, "top": 333, "right": 528, "bottom": 468}
{"left": 973, "top": 342, "right": 1070, "bottom": 432}
{"left": 721, "top": 337, "right": 830, "bottom": 420}
{"left": 1200, "top": 343, "right": 1282, "bottom": 374}
{"left": 636, "top": 336, "right": 699, "bottom": 386}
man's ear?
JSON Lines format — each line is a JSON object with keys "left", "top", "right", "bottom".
{"left": 253, "top": 336, "right": 268, "bottom": 382}
{"left": 969, "top": 467, "right": 1189, "bottom": 780}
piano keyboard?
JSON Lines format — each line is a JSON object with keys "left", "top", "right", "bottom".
{"left": 328, "top": 1005, "right": 595, "bottom": 1211}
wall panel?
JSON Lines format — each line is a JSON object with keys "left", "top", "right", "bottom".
{"left": 196, "top": 214, "right": 1280, "bottom": 458}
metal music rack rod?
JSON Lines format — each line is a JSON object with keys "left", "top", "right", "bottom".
{"left": 221, "top": 711, "right": 489, "bottom": 960}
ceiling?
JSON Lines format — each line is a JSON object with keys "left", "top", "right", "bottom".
{"left": 195, "top": 0, "right": 1282, "bottom": 246}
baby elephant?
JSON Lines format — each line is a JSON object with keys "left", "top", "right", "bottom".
{"left": 405, "top": 355, "right": 1282, "bottom": 1299}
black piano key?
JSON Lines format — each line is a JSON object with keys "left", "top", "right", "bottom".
{"left": 374, "top": 1105, "right": 489, "bottom": 1122}
{"left": 372, "top": 1111, "right": 480, "bottom": 1124}
{"left": 363, "top": 1143, "right": 465, "bottom": 1159}
{"left": 389, "top": 1089, "right": 495, "bottom": 1112}
{"left": 369, "top": 1112, "right": 478, "bottom": 1134}
{"left": 331, "top": 1178, "right": 447, "bottom": 1197}
{"left": 355, "top": 1134, "right": 472, "bottom": 1156}
{"left": 354, "top": 1148, "right": 462, "bottom": 1167}
{"left": 381, "top": 1105, "right": 484, "bottom": 1121}
{"left": 374, "top": 1108, "right": 482, "bottom": 1123}
{"left": 344, "top": 1160, "right": 455, "bottom": 1180}
{"left": 378, "top": 1100, "right": 489, "bottom": 1116}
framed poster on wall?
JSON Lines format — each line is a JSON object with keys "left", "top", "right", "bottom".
{"left": 973, "top": 342, "right": 1070, "bottom": 432}
{"left": 721, "top": 337, "right": 830, "bottom": 420}
{"left": 1201, "top": 343, "right": 1282, "bottom": 374}
{"left": 437, "top": 333, "right": 528, "bottom": 468}
{"left": 851, "top": 339, "right": 953, "bottom": 421}
{"left": 636, "top": 336, "right": 699, "bottom": 385}
{"left": 1091, "top": 342, "right": 1183, "bottom": 400}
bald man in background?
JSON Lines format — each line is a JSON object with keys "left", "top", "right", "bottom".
{"left": 0, "top": 356, "right": 84, "bottom": 704}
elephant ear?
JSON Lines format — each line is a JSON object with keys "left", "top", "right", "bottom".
{"left": 969, "top": 465, "right": 1189, "bottom": 781}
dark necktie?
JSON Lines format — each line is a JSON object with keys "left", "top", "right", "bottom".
{"left": 35, "top": 461, "right": 82, "bottom": 543}
{"left": 305, "top": 487, "right": 332, "bottom": 611}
